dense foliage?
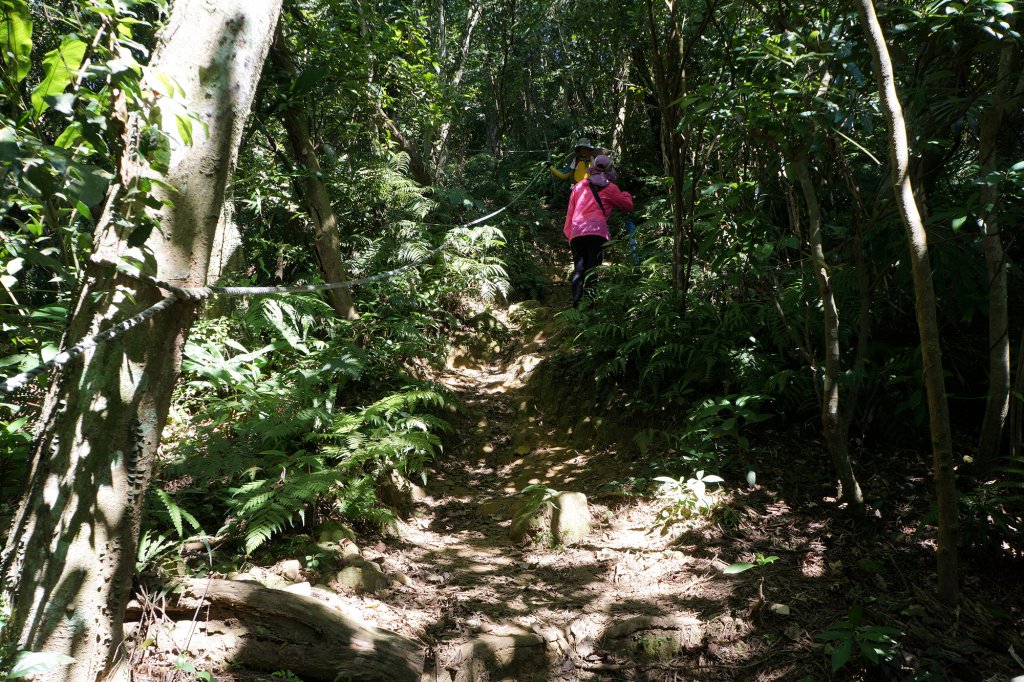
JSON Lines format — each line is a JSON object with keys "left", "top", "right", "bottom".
{"left": 1, "top": 0, "right": 1023, "bottom": 677}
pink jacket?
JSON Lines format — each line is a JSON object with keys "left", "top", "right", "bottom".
{"left": 563, "top": 180, "right": 634, "bottom": 241}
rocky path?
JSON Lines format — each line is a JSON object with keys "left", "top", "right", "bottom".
{"left": 124, "top": 238, "right": 1024, "bottom": 682}
{"left": 357, "top": 290, "right": 761, "bottom": 681}
{"left": 130, "top": 244, "right": 846, "bottom": 682}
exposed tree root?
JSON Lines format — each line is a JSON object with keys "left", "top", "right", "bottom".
{"left": 127, "top": 579, "right": 423, "bottom": 681}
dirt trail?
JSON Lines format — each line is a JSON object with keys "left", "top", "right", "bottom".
{"left": 351, "top": 270, "right": 765, "bottom": 681}
{"left": 128, "top": 243, "right": 1023, "bottom": 682}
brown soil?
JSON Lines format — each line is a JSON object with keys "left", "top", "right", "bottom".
{"left": 132, "top": 252, "right": 1024, "bottom": 682}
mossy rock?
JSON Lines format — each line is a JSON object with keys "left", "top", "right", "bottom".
{"left": 508, "top": 491, "right": 590, "bottom": 546}
{"left": 599, "top": 615, "right": 704, "bottom": 662}
{"left": 317, "top": 521, "right": 356, "bottom": 544}
{"left": 551, "top": 492, "right": 590, "bottom": 545}
{"left": 330, "top": 557, "right": 389, "bottom": 593}
{"left": 378, "top": 470, "right": 427, "bottom": 518}
{"left": 508, "top": 499, "right": 552, "bottom": 544}
{"left": 508, "top": 300, "right": 551, "bottom": 328}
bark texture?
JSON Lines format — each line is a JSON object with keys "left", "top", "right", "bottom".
{"left": 270, "top": 34, "right": 358, "bottom": 320}
{"left": 855, "top": 0, "right": 959, "bottom": 604}
{"left": 790, "top": 147, "right": 864, "bottom": 511}
{"left": 0, "top": 3, "right": 283, "bottom": 679}
{"left": 610, "top": 54, "right": 632, "bottom": 159}
{"left": 975, "top": 43, "right": 1015, "bottom": 473}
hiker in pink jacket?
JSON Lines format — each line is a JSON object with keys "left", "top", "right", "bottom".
{"left": 563, "top": 155, "right": 633, "bottom": 307}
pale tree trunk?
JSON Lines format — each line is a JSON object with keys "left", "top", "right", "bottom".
{"left": 830, "top": 135, "right": 873, "bottom": 435}
{"left": 855, "top": 0, "right": 959, "bottom": 604}
{"left": 270, "top": 36, "right": 358, "bottom": 320}
{"left": 975, "top": 43, "right": 1016, "bottom": 473}
{"left": 209, "top": 200, "right": 244, "bottom": 285}
{"left": 434, "top": 2, "right": 482, "bottom": 173}
{"left": 610, "top": 54, "right": 632, "bottom": 159}
{"left": 0, "top": 2, "right": 283, "bottom": 680}
{"left": 790, "top": 146, "right": 865, "bottom": 512}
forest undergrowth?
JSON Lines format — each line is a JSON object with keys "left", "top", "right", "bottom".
{"left": 4, "top": 1, "right": 1024, "bottom": 680}
{"left": 117, "top": 214, "right": 1023, "bottom": 682}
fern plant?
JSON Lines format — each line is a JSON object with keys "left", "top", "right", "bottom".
{"left": 226, "top": 388, "right": 449, "bottom": 553}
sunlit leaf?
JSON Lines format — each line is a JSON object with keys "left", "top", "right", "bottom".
{"left": 31, "top": 37, "right": 88, "bottom": 119}
{"left": 0, "top": 0, "right": 33, "bottom": 84}
{"left": 8, "top": 651, "right": 76, "bottom": 679}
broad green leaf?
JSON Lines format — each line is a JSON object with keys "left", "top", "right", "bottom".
{"left": 54, "top": 122, "right": 83, "bottom": 148}
{"left": 0, "top": 0, "right": 32, "bottom": 84}
{"left": 31, "top": 37, "right": 87, "bottom": 119}
{"left": 8, "top": 651, "right": 76, "bottom": 679}
{"left": 724, "top": 562, "right": 754, "bottom": 574}
{"left": 173, "top": 656, "right": 197, "bottom": 674}
{"left": 40, "top": 343, "right": 59, "bottom": 363}
{"left": 830, "top": 638, "right": 852, "bottom": 672}
{"left": 175, "top": 114, "right": 193, "bottom": 146}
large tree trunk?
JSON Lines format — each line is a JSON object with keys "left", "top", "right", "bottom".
{"left": 975, "top": 43, "right": 1015, "bottom": 473}
{"left": 790, "top": 146, "right": 865, "bottom": 512}
{"left": 0, "top": 3, "right": 283, "bottom": 679}
{"left": 270, "top": 35, "right": 358, "bottom": 321}
{"left": 377, "top": 107, "right": 435, "bottom": 186}
{"left": 855, "top": 0, "right": 959, "bottom": 604}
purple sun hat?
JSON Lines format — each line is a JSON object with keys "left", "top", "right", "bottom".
{"left": 588, "top": 154, "right": 618, "bottom": 187}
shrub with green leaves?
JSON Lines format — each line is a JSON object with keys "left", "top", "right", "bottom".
{"left": 816, "top": 604, "right": 902, "bottom": 675}
{"left": 155, "top": 292, "right": 452, "bottom": 556}
{"left": 651, "top": 470, "right": 725, "bottom": 535}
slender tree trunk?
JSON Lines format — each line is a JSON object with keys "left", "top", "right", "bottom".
{"left": 855, "top": 0, "right": 959, "bottom": 604}
{"left": 643, "top": 0, "right": 686, "bottom": 296}
{"left": 831, "top": 135, "right": 874, "bottom": 433}
{"left": 0, "top": 3, "right": 283, "bottom": 679}
{"left": 376, "top": 108, "right": 435, "bottom": 186}
{"left": 270, "top": 36, "right": 358, "bottom": 321}
{"left": 434, "top": 2, "right": 482, "bottom": 173}
{"left": 1010, "top": 330, "right": 1024, "bottom": 459}
{"left": 790, "top": 146, "right": 865, "bottom": 512}
{"left": 975, "top": 44, "right": 1015, "bottom": 473}
{"left": 610, "top": 54, "right": 632, "bottom": 159}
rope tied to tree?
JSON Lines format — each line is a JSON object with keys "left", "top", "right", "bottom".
{"left": 1, "top": 168, "right": 547, "bottom": 395}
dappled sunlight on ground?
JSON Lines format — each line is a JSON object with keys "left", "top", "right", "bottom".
{"left": 131, "top": 244, "right": 1024, "bottom": 681}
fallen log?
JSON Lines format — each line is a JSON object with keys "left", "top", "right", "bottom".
{"left": 129, "top": 578, "right": 423, "bottom": 681}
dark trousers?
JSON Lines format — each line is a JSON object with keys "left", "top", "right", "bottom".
{"left": 570, "top": 235, "right": 606, "bottom": 308}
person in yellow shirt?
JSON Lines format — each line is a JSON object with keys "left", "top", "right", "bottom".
{"left": 546, "top": 137, "right": 596, "bottom": 185}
